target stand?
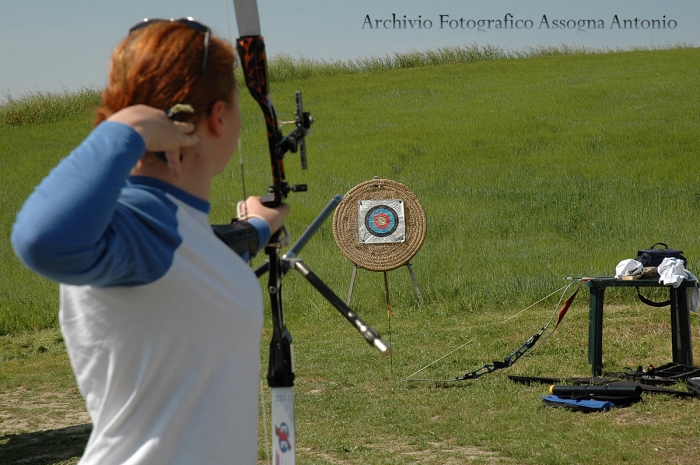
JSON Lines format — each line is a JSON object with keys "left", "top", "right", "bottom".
{"left": 333, "top": 178, "right": 427, "bottom": 306}
{"left": 346, "top": 262, "right": 423, "bottom": 307}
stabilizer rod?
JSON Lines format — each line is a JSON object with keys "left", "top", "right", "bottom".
{"left": 286, "top": 257, "right": 391, "bottom": 356}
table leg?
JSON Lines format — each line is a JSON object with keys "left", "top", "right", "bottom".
{"left": 670, "top": 287, "right": 693, "bottom": 366}
{"left": 588, "top": 286, "right": 605, "bottom": 376}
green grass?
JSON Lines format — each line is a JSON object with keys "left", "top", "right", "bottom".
{"left": 3, "top": 43, "right": 691, "bottom": 126}
{"left": 1, "top": 112, "right": 95, "bottom": 334}
{"left": 226, "top": 46, "right": 700, "bottom": 318}
{"left": 0, "top": 87, "right": 101, "bottom": 127}
{"left": 2, "top": 46, "right": 700, "bottom": 464}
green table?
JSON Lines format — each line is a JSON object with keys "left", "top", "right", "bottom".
{"left": 584, "top": 277, "right": 695, "bottom": 376}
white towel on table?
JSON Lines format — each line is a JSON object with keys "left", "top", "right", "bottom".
{"left": 615, "top": 259, "right": 643, "bottom": 279}
{"left": 658, "top": 257, "right": 700, "bottom": 312}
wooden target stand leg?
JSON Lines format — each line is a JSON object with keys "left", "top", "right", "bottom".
{"left": 346, "top": 263, "right": 424, "bottom": 307}
{"left": 346, "top": 263, "right": 422, "bottom": 378}
{"left": 406, "top": 263, "right": 424, "bottom": 306}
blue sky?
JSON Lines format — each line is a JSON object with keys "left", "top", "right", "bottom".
{"left": 1, "top": 1, "right": 698, "bottom": 100}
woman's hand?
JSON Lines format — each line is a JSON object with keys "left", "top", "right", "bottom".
{"left": 237, "top": 196, "right": 290, "bottom": 234}
{"left": 107, "top": 105, "right": 198, "bottom": 177}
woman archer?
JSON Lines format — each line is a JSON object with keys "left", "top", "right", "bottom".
{"left": 12, "top": 18, "right": 288, "bottom": 465}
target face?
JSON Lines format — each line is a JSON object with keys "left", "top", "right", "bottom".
{"left": 358, "top": 199, "right": 405, "bottom": 244}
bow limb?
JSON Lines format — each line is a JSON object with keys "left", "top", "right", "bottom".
{"left": 555, "top": 281, "right": 582, "bottom": 328}
{"left": 232, "top": 1, "right": 289, "bottom": 207}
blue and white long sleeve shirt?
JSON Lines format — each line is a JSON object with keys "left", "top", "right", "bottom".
{"left": 12, "top": 121, "right": 267, "bottom": 465}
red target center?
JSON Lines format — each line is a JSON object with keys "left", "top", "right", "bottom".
{"left": 373, "top": 213, "right": 391, "bottom": 229}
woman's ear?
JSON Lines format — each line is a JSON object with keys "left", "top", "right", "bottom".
{"left": 205, "top": 100, "right": 227, "bottom": 137}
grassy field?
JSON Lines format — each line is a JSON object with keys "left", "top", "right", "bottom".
{"left": 2, "top": 46, "right": 700, "bottom": 464}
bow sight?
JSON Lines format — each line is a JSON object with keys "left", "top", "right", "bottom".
{"left": 278, "top": 91, "right": 312, "bottom": 171}
{"left": 262, "top": 91, "right": 313, "bottom": 206}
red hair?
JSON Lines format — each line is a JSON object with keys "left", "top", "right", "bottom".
{"left": 95, "top": 21, "right": 236, "bottom": 126}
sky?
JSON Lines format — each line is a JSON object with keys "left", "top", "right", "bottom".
{"left": 1, "top": 1, "right": 698, "bottom": 101}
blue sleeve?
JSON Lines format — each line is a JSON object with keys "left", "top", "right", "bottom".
{"left": 235, "top": 218, "right": 271, "bottom": 263}
{"left": 10, "top": 122, "right": 174, "bottom": 286}
{"left": 248, "top": 218, "right": 271, "bottom": 256}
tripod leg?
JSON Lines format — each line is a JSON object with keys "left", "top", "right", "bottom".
{"left": 406, "top": 263, "right": 424, "bottom": 306}
{"left": 347, "top": 265, "right": 359, "bottom": 306}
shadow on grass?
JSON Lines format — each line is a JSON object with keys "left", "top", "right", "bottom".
{"left": 0, "top": 424, "right": 91, "bottom": 465}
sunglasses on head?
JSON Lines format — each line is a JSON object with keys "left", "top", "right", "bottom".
{"left": 129, "top": 17, "right": 211, "bottom": 72}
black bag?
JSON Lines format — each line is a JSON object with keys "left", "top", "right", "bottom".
{"left": 634, "top": 243, "right": 688, "bottom": 307}
{"left": 636, "top": 243, "right": 687, "bottom": 268}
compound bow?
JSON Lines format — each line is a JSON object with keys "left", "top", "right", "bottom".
{"left": 228, "top": 2, "right": 390, "bottom": 464}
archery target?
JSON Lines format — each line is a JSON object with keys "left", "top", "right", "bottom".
{"left": 333, "top": 178, "right": 426, "bottom": 272}
{"left": 359, "top": 200, "right": 405, "bottom": 243}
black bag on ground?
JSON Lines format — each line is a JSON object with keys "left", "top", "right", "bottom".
{"left": 636, "top": 242, "right": 687, "bottom": 267}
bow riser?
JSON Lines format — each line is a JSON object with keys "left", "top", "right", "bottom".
{"left": 236, "top": 36, "right": 289, "bottom": 206}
